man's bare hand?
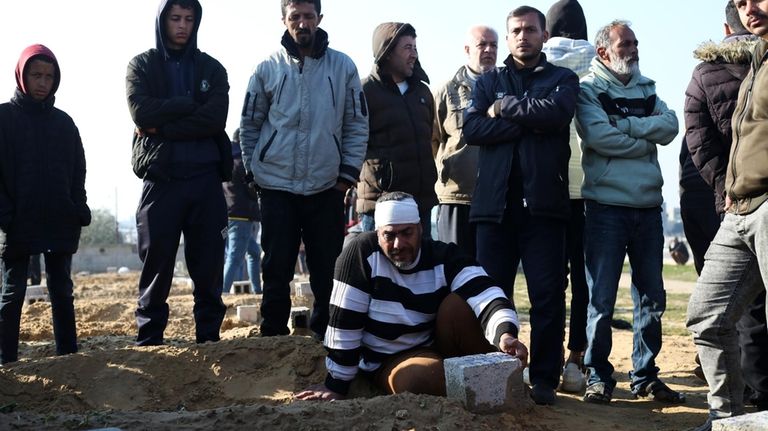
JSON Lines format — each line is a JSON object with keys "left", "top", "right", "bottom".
{"left": 499, "top": 333, "right": 528, "bottom": 367}
{"left": 486, "top": 104, "right": 497, "bottom": 118}
{"left": 725, "top": 194, "right": 733, "bottom": 212}
{"left": 136, "top": 127, "right": 158, "bottom": 137}
{"left": 333, "top": 181, "right": 351, "bottom": 194}
{"left": 294, "top": 384, "right": 344, "bottom": 402}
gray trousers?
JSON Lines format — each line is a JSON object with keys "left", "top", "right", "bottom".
{"left": 687, "top": 200, "right": 768, "bottom": 420}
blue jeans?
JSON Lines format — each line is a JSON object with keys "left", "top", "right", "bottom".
{"left": 584, "top": 201, "right": 665, "bottom": 392}
{"left": 687, "top": 201, "right": 768, "bottom": 420}
{"left": 223, "top": 219, "right": 261, "bottom": 294}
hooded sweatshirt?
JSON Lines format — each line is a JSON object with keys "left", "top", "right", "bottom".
{"left": 542, "top": 0, "right": 594, "bottom": 199}
{"left": 126, "top": 0, "right": 231, "bottom": 181}
{"left": 576, "top": 57, "right": 679, "bottom": 208}
{"left": 0, "top": 44, "right": 90, "bottom": 257}
{"left": 357, "top": 23, "right": 437, "bottom": 214}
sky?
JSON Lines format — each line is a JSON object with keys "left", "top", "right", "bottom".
{"left": 0, "top": 1, "right": 729, "bottom": 222}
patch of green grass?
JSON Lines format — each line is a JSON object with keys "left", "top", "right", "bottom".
{"left": 511, "top": 273, "right": 692, "bottom": 337}
{"left": 623, "top": 262, "right": 699, "bottom": 282}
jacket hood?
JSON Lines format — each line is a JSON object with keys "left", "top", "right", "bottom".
{"left": 546, "top": 0, "right": 588, "bottom": 41}
{"left": 542, "top": 37, "right": 595, "bottom": 77}
{"left": 155, "top": 0, "right": 202, "bottom": 57}
{"left": 371, "top": 22, "right": 429, "bottom": 84}
{"left": 15, "top": 44, "right": 60, "bottom": 99}
{"left": 693, "top": 33, "right": 757, "bottom": 64}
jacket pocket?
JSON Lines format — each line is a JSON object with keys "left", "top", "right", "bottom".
{"left": 259, "top": 130, "right": 279, "bottom": 162}
{"left": 131, "top": 134, "right": 170, "bottom": 181}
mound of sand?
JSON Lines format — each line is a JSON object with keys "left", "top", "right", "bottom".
{"left": 0, "top": 272, "right": 727, "bottom": 430}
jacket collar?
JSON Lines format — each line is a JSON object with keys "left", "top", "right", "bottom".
{"left": 281, "top": 28, "right": 330, "bottom": 60}
{"left": 502, "top": 52, "right": 549, "bottom": 75}
{"left": 588, "top": 56, "right": 653, "bottom": 89}
{"left": 11, "top": 88, "right": 54, "bottom": 113}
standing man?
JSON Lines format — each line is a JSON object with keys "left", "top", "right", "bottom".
{"left": 0, "top": 44, "right": 91, "bottom": 364}
{"left": 357, "top": 22, "right": 436, "bottom": 237}
{"left": 541, "top": 0, "right": 594, "bottom": 393}
{"left": 240, "top": 0, "right": 368, "bottom": 339}
{"left": 684, "top": 1, "right": 767, "bottom": 407}
{"left": 126, "top": 0, "right": 231, "bottom": 346}
{"left": 464, "top": 6, "right": 579, "bottom": 405}
{"left": 575, "top": 21, "right": 684, "bottom": 405}
{"left": 222, "top": 128, "right": 262, "bottom": 295}
{"left": 688, "top": 0, "right": 768, "bottom": 428}
{"left": 432, "top": 25, "right": 498, "bottom": 257}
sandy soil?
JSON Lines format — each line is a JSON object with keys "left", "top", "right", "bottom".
{"left": 0, "top": 272, "right": 729, "bottom": 430}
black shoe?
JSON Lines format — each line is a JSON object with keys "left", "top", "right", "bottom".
{"left": 531, "top": 384, "right": 556, "bottom": 405}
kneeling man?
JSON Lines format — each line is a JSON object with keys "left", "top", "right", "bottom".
{"left": 296, "top": 192, "right": 527, "bottom": 400}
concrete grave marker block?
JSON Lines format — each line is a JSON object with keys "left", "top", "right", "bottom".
{"left": 24, "top": 285, "right": 49, "bottom": 305}
{"left": 289, "top": 306, "right": 311, "bottom": 335}
{"left": 712, "top": 411, "right": 768, "bottom": 431}
{"left": 230, "top": 281, "right": 251, "bottom": 294}
{"left": 295, "top": 282, "right": 313, "bottom": 299}
{"left": 444, "top": 352, "right": 532, "bottom": 413}
{"left": 236, "top": 305, "right": 260, "bottom": 323}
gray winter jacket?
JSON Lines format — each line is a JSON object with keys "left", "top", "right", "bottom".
{"left": 240, "top": 29, "right": 368, "bottom": 195}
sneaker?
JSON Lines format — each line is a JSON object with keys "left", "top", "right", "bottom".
{"left": 561, "top": 362, "right": 586, "bottom": 393}
{"left": 531, "top": 384, "right": 557, "bottom": 405}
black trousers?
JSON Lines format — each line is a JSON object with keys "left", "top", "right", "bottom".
{"left": 566, "top": 199, "right": 588, "bottom": 352}
{"left": 259, "top": 188, "right": 345, "bottom": 338}
{"left": 135, "top": 173, "right": 227, "bottom": 345}
{"left": 436, "top": 203, "right": 476, "bottom": 258}
{"left": 476, "top": 204, "right": 567, "bottom": 390}
{"left": 680, "top": 188, "right": 720, "bottom": 274}
{"left": 0, "top": 252, "right": 76, "bottom": 363}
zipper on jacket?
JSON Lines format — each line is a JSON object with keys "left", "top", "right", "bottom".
{"left": 242, "top": 92, "right": 252, "bottom": 118}
{"left": 351, "top": 88, "right": 357, "bottom": 118}
{"left": 328, "top": 77, "right": 336, "bottom": 108}
{"left": 729, "top": 58, "right": 761, "bottom": 201}
{"left": 259, "top": 130, "right": 278, "bottom": 162}
{"left": 276, "top": 74, "right": 287, "bottom": 105}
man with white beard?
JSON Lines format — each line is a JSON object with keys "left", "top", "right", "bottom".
{"left": 574, "top": 20, "right": 684, "bottom": 405}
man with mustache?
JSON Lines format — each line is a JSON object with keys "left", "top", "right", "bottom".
{"left": 240, "top": 0, "right": 368, "bottom": 339}
{"left": 687, "top": 1, "right": 768, "bottom": 429}
{"left": 463, "top": 5, "right": 579, "bottom": 405}
{"left": 575, "top": 21, "right": 683, "bottom": 405}
{"left": 357, "top": 23, "right": 437, "bottom": 238}
{"left": 432, "top": 25, "right": 499, "bottom": 257}
{"left": 295, "top": 192, "right": 527, "bottom": 401}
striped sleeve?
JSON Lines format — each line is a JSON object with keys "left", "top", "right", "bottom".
{"left": 443, "top": 244, "right": 520, "bottom": 345}
{"left": 323, "top": 235, "right": 374, "bottom": 395}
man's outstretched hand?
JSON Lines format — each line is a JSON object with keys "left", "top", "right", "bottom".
{"left": 295, "top": 384, "right": 344, "bottom": 402}
{"left": 499, "top": 333, "right": 528, "bottom": 367}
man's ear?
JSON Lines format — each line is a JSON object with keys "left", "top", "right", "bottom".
{"left": 597, "top": 46, "right": 610, "bottom": 62}
{"left": 542, "top": 30, "right": 549, "bottom": 44}
{"left": 317, "top": 14, "right": 323, "bottom": 25}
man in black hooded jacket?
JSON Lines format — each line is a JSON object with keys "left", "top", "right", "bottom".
{"left": 126, "top": 0, "right": 231, "bottom": 346}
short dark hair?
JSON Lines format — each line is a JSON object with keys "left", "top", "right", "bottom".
{"left": 169, "top": 0, "right": 196, "bottom": 11}
{"left": 726, "top": 1, "right": 747, "bottom": 33}
{"left": 507, "top": 6, "right": 546, "bottom": 32}
{"left": 377, "top": 191, "right": 415, "bottom": 204}
{"left": 281, "top": 0, "right": 321, "bottom": 18}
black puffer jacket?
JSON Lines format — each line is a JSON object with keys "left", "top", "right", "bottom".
{"left": 0, "top": 45, "right": 90, "bottom": 258}
{"left": 357, "top": 23, "right": 437, "bottom": 215}
{"left": 684, "top": 33, "right": 755, "bottom": 214}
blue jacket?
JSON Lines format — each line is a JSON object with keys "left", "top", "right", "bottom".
{"left": 464, "top": 54, "right": 579, "bottom": 222}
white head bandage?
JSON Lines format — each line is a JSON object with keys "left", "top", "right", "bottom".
{"left": 375, "top": 197, "right": 420, "bottom": 229}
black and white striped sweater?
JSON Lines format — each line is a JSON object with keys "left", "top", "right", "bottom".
{"left": 323, "top": 232, "right": 519, "bottom": 395}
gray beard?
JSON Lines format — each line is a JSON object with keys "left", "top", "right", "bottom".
{"left": 609, "top": 56, "right": 639, "bottom": 77}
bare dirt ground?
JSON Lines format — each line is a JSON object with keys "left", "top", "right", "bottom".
{"left": 0, "top": 271, "right": 733, "bottom": 430}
